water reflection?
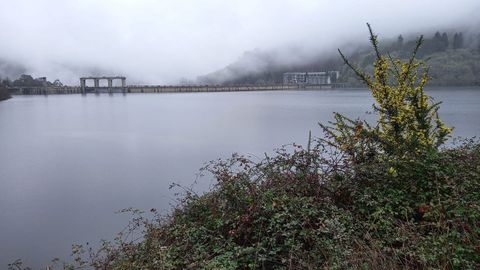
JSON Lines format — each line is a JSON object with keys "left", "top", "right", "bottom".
{"left": 0, "top": 88, "right": 478, "bottom": 267}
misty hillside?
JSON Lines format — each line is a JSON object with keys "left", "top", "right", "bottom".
{"left": 0, "top": 58, "right": 26, "bottom": 81}
{"left": 199, "top": 29, "right": 480, "bottom": 87}
{"left": 0, "top": 58, "right": 124, "bottom": 86}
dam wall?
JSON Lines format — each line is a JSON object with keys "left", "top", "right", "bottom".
{"left": 10, "top": 84, "right": 339, "bottom": 95}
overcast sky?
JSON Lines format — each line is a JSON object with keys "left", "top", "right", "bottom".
{"left": 0, "top": 0, "right": 479, "bottom": 84}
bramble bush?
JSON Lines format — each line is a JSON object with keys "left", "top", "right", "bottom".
{"left": 13, "top": 25, "right": 479, "bottom": 270}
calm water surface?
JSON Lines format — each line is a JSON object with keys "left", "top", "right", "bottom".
{"left": 0, "top": 88, "right": 479, "bottom": 267}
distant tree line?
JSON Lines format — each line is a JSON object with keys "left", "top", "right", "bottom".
{"left": 386, "top": 31, "right": 465, "bottom": 58}
{"left": 339, "top": 30, "right": 480, "bottom": 87}
{"left": 0, "top": 74, "right": 64, "bottom": 100}
{"left": 205, "top": 29, "right": 480, "bottom": 87}
{"left": 1, "top": 74, "right": 63, "bottom": 88}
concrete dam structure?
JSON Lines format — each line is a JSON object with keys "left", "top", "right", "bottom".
{"left": 80, "top": 76, "right": 126, "bottom": 94}
{"left": 9, "top": 76, "right": 343, "bottom": 95}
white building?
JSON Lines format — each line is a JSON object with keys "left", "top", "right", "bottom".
{"left": 283, "top": 72, "right": 307, "bottom": 84}
{"left": 283, "top": 71, "right": 339, "bottom": 85}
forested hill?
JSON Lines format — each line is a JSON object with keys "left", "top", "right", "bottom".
{"left": 198, "top": 30, "right": 480, "bottom": 87}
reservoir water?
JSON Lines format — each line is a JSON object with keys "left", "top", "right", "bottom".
{"left": 0, "top": 88, "right": 479, "bottom": 268}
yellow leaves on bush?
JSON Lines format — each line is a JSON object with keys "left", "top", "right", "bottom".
{"left": 325, "top": 23, "right": 452, "bottom": 161}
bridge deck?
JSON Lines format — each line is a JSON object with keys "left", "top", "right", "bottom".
{"left": 9, "top": 84, "right": 344, "bottom": 95}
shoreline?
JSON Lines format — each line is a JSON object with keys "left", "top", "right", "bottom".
{"left": 7, "top": 84, "right": 480, "bottom": 96}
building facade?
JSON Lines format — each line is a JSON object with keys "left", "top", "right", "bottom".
{"left": 283, "top": 71, "right": 339, "bottom": 85}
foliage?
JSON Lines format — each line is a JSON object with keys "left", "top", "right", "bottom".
{"left": 12, "top": 74, "right": 45, "bottom": 87}
{"left": 50, "top": 138, "right": 479, "bottom": 270}
{"left": 340, "top": 30, "right": 480, "bottom": 87}
{"left": 327, "top": 24, "right": 452, "bottom": 161}
{"left": 4, "top": 74, "right": 63, "bottom": 88}
{"left": 0, "top": 81, "right": 11, "bottom": 101}
{"left": 453, "top": 33, "right": 465, "bottom": 50}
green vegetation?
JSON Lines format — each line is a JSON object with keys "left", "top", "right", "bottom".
{"left": 202, "top": 28, "right": 480, "bottom": 87}
{"left": 0, "top": 81, "right": 11, "bottom": 101}
{"left": 0, "top": 74, "right": 64, "bottom": 89}
{"left": 341, "top": 31, "right": 480, "bottom": 87}
{"left": 12, "top": 26, "right": 480, "bottom": 270}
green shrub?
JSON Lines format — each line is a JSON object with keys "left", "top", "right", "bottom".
{"left": 55, "top": 138, "right": 479, "bottom": 270}
{"left": 323, "top": 24, "right": 452, "bottom": 162}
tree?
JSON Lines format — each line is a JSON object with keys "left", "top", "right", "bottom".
{"left": 0, "top": 81, "right": 11, "bottom": 101}
{"left": 1, "top": 77, "right": 12, "bottom": 87}
{"left": 394, "top": 34, "right": 404, "bottom": 51}
{"left": 441, "top": 32, "right": 449, "bottom": 49}
{"left": 326, "top": 24, "right": 452, "bottom": 161}
{"left": 432, "top": 31, "right": 448, "bottom": 51}
{"left": 417, "top": 31, "right": 447, "bottom": 57}
{"left": 397, "top": 35, "right": 404, "bottom": 46}
{"left": 12, "top": 74, "right": 43, "bottom": 87}
{"left": 453, "top": 32, "right": 464, "bottom": 49}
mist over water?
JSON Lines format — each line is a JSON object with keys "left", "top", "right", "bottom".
{"left": 0, "top": 88, "right": 479, "bottom": 268}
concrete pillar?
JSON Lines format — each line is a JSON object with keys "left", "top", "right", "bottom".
{"left": 121, "top": 78, "right": 126, "bottom": 93}
{"left": 107, "top": 79, "right": 113, "bottom": 94}
{"left": 94, "top": 79, "right": 99, "bottom": 94}
{"left": 80, "top": 78, "right": 86, "bottom": 94}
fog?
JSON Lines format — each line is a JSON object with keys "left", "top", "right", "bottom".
{"left": 0, "top": 0, "right": 479, "bottom": 85}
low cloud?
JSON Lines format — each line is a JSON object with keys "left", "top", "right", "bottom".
{"left": 0, "top": 0, "right": 479, "bottom": 85}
